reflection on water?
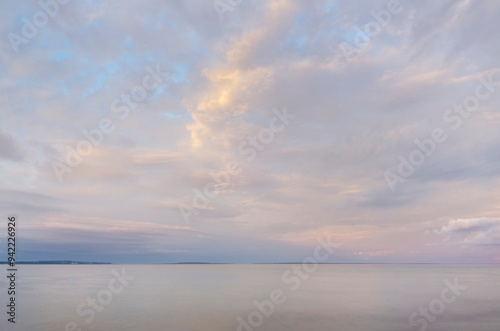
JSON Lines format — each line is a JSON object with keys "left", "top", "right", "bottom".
{"left": 1, "top": 264, "right": 500, "bottom": 330}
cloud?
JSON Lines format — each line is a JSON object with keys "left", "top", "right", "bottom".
{"left": 0, "top": 130, "right": 24, "bottom": 161}
{"left": 433, "top": 218, "right": 500, "bottom": 247}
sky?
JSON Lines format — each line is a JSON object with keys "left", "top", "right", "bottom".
{"left": 1, "top": 0, "right": 500, "bottom": 264}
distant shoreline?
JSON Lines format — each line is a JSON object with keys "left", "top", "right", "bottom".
{"left": 0, "top": 261, "right": 112, "bottom": 265}
{"left": 1, "top": 261, "right": 499, "bottom": 265}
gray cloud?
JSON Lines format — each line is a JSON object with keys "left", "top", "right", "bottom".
{"left": 0, "top": 130, "right": 24, "bottom": 161}
{"left": 433, "top": 218, "right": 500, "bottom": 247}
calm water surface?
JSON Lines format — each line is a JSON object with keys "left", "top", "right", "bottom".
{"left": 1, "top": 264, "right": 499, "bottom": 330}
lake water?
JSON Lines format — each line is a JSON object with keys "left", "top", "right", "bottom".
{"left": 1, "top": 264, "right": 499, "bottom": 330}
